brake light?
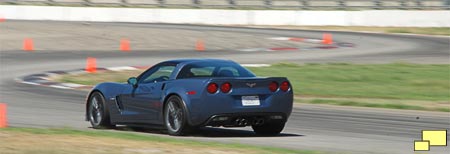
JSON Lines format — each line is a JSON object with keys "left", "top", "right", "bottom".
{"left": 220, "top": 82, "right": 232, "bottom": 93}
{"left": 280, "top": 81, "right": 290, "bottom": 92}
{"left": 207, "top": 83, "right": 218, "bottom": 94}
{"left": 269, "top": 81, "right": 278, "bottom": 92}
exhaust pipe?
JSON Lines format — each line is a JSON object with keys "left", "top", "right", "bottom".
{"left": 234, "top": 118, "right": 248, "bottom": 126}
{"left": 241, "top": 119, "right": 248, "bottom": 126}
{"left": 235, "top": 118, "right": 241, "bottom": 125}
{"left": 253, "top": 118, "right": 265, "bottom": 126}
{"left": 257, "top": 118, "right": 264, "bottom": 125}
{"left": 252, "top": 119, "right": 258, "bottom": 125}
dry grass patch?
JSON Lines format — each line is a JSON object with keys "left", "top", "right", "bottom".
{"left": 0, "top": 128, "right": 313, "bottom": 154}
{"left": 0, "top": 132, "right": 242, "bottom": 154}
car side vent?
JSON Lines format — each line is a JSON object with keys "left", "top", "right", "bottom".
{"left": 161, "top": 83, "right": 166, "bottom": 90}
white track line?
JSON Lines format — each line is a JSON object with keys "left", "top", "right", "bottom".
{"left": 107, "top": 66, "right": 138, "bottom": 71}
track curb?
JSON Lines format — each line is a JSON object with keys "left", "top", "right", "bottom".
{"left": 14, "top": 66, "right": 147, "bottom": 90}
{"left": 14, "top": 64, "right": 271, "bottom": 90}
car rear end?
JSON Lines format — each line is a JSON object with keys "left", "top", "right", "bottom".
{"left": 190, "top": 77, "right": 293, "bottom": 127}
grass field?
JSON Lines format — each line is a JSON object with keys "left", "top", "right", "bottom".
{"left": 249, "top": 63, "right": 449, "bottom": 101}
{"left": 53, "top": 63, "right": 450, "bottom": 112}
{"left": 0, "top": 127, "right": 316, "bottom": 154}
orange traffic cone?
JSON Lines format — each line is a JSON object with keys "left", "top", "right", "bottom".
{"left": 23, "top": 38, "right": 34, "bottom": 51}
{"left": 196, "top": 40, "right": 205, "bottom": 51}
{"left": 0, "top": 103, "right": 7, "bottom": 128}
{"left": 120, "top": 38, "right": 130, "bottom": 52}
{"left": 85, "top": 57, "right": 97, "bottom": 73}
{"left": 322, "top": 33, "right": 333, "bottom": 45}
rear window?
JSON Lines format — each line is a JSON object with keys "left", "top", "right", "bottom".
{"left": 177, "top": 61, "right": 255, "bottom": 79}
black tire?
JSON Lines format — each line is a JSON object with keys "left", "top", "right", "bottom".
{"left": 164, "top": 95, "right": 191, "bottom": 136}
{"left": 88, "top": 91, "right": 114, "bottom": 129}
{"left": 252, "top": 122, "right": 285, "bottom": 136}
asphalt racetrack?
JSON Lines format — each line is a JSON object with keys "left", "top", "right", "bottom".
{"left": 1, "top": 20, "right": 449, "bottom": 154}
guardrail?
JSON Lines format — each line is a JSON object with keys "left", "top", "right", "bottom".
{"left": 1, "top": 0, "right": 449, "bottom": 9}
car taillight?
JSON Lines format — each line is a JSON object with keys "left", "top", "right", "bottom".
{"left": 280, "top": 81, "right": 290, "bottom": 92}
{"left": 269, "top": 81, "right": 278, "bottom": 92}
{"left": 220, "top": 82, "right": 232, "bottom": 93}
{"left": 207, "top": 83, "right": 218, "bottom": 94}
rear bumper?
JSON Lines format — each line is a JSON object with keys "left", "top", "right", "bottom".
{"left": 201, "top": 112, "right": 287, "bottom": 127}
{"left": 184, "top": 88, "right": 293, "bottom": 126}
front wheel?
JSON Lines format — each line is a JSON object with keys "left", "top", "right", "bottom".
{"left": 164, "top": 95, "right": 192, "bottom": 136}
{"left": 88, "top": 92, "right": 114, "bottom": 129}
{"left": 252, "top": 122, "right": 285, "bottom": 136}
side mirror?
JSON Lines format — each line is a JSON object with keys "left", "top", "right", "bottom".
{"left": 127, "top": 77, "right": 138, "bottom": 88}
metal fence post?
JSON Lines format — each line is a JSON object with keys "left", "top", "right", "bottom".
{"left": 338, "top": 0, "right": 346, "bottom": 9}
{"left": 399, "top": 0, "right": 406, "bottom": 9}
{"left": 264, "top": 0, "right": 272, "bottom": 9}
{"left": 228, "top": 0, "right": 236, "bottom": 9}
{"left": 83, "top": 0, "right": 91, "bottom": 6}
{"left": 46, "top": 0, "right": 55, "bottom": 5}
{"left": 192, "top": 0, "right": 200, "bottom": 8}
{"left": 158, "top": 0, "right": 165, "bottom": 7}
{"left": 415, "top": 0, "right": 422, "bottom": 9}
{"left": 373, "top": 0, "right": 382, "bottom": 9}
{"left": 445, "top": 0, "right": 450, "bottom": 10}
{"left": 120, "top": 0, "right": 128, "bottom": 6}
{"left": 300, "top": 0, "right": 309, "bottom": 9}
{"left": 416, "top": 0, "right": 422, "bottom": 7}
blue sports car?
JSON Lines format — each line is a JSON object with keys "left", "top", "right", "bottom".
{"left": 85, "top": 59, "right": 293, "bottom": 136}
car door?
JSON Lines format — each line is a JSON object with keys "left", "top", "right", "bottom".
{"left": 120, "top": 64, "right": 176, "bottom": 124}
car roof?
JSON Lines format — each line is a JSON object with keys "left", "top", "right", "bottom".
{"left": 162, "top": 59, "right": 234, "bottom": 65}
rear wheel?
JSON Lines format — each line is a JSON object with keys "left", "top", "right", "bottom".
{"left": 164, "top": 95, "right": 191, "bottom": 136}
{"left": 88, "top": 92, "right": 114, "bottom": 129}
{"left": 252, "top": 122, "right": 285, "bottom": 136}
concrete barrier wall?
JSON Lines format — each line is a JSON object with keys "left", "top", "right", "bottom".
{"left": 1, "top": 5, "right": 449, "bottom": 27}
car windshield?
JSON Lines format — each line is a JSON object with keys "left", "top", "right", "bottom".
{"left": 177, "top": 61, "right": 256, "bottom": 79}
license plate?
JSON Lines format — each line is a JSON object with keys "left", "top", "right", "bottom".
{"left": 242, "top": 96, "right": 260, "bottom": 106}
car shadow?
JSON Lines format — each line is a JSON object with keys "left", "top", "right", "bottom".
{"left": 112, "top": 126, "right": 303, "bottom": 138}
{"left": 189, "top": 127, "right": 302, "bottom": 138}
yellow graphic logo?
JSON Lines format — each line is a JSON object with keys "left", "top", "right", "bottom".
{"left": 414, "top": 130, "right": 447, "bottom": 151}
